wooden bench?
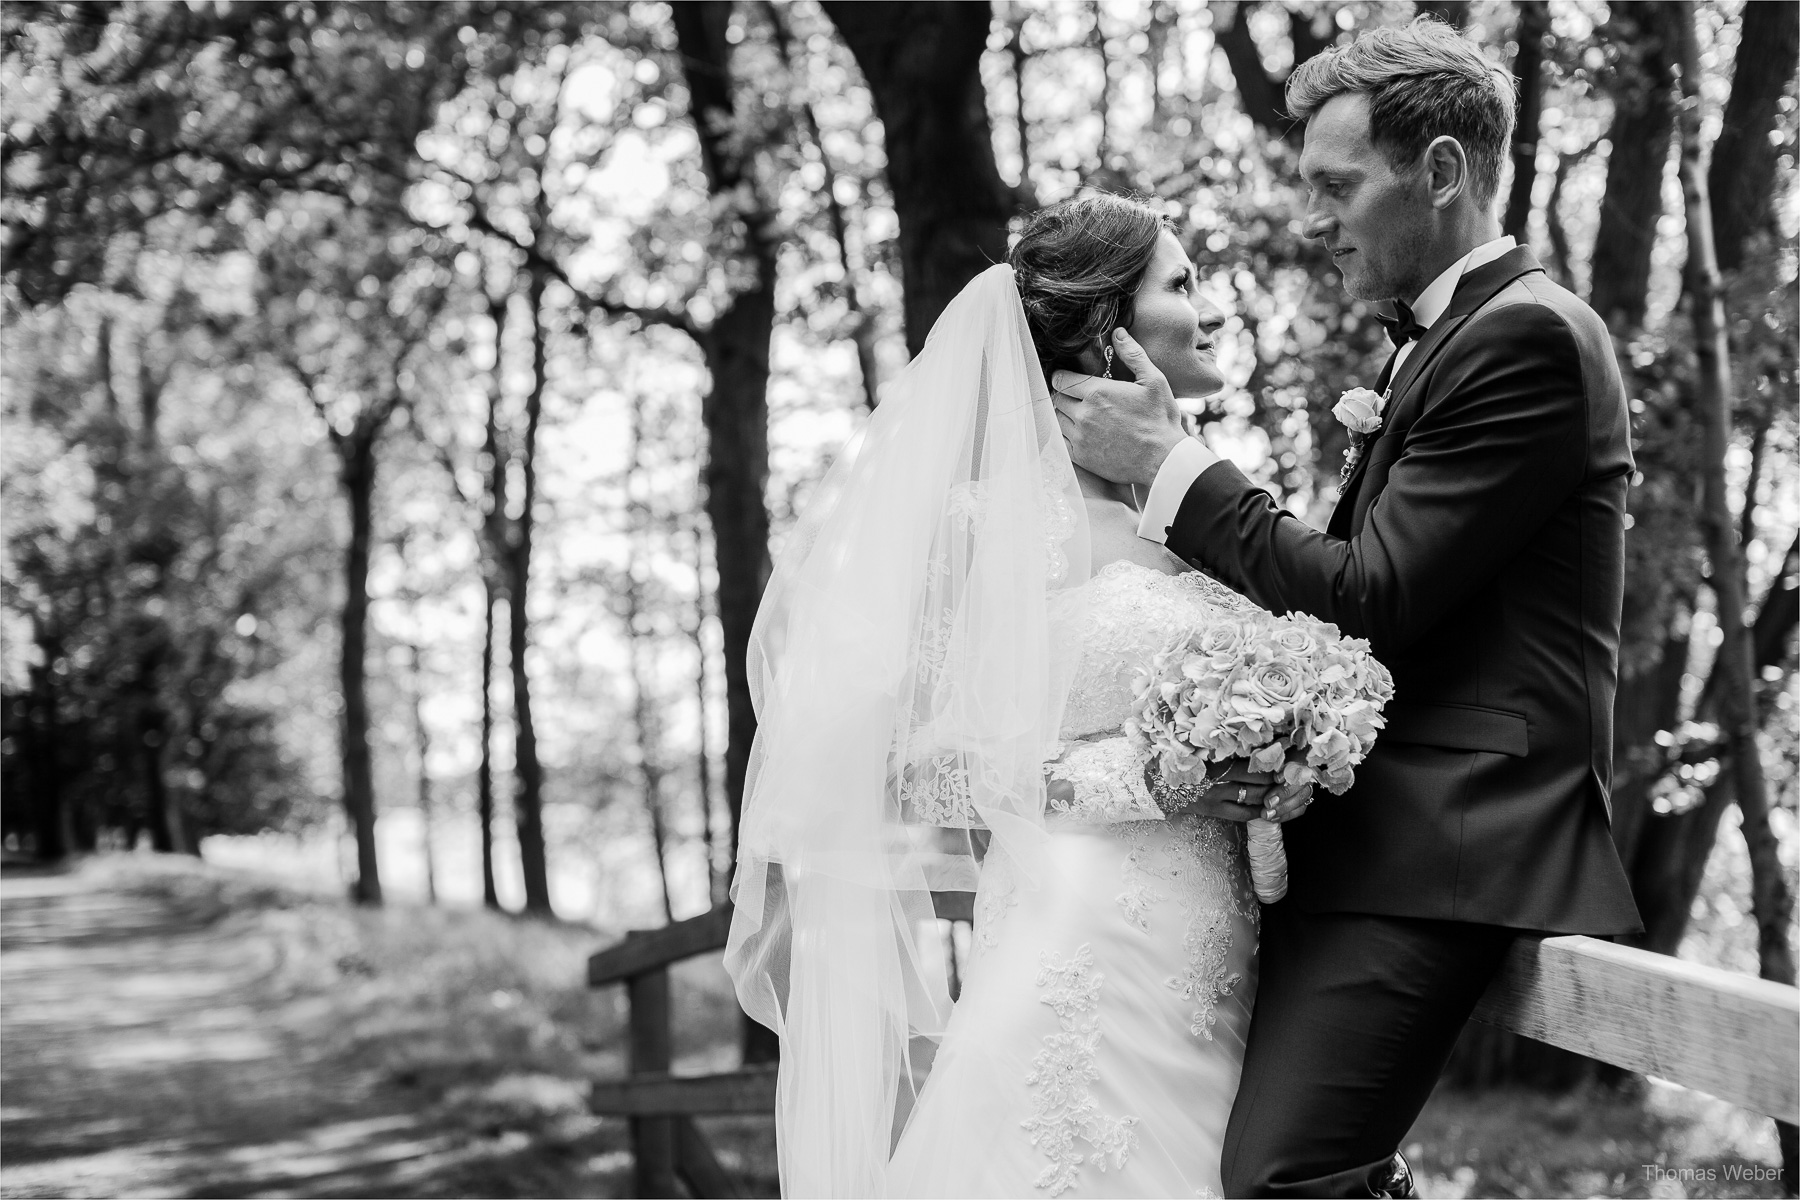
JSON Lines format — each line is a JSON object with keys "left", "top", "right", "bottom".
{"left": 589, "top": 894, "right": 1799, "bottom": 1197}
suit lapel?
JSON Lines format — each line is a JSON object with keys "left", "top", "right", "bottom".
{"left": 1327, "top": 246, "right": 1546, "bottom": 538}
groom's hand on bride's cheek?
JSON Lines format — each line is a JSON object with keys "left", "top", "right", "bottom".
{"left": 1050, "top": 330, "right": 1188, "bottom": 488}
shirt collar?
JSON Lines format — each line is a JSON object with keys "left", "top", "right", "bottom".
{"left": 1410, "top": 235, "right": 1517, "bottom": 330}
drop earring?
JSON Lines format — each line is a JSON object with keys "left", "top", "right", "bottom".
{"left": 1102, "top": 344, "right": 1116, "bottom": 379}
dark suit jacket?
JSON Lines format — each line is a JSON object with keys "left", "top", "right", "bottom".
{"left": 1165, "top": 246, "right": 1643, "bottom": 935}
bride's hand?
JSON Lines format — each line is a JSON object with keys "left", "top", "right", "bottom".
{"left": 1152, "top": 759, "right": 1316, "bottom": 822}
{"left": 1151, "top": 759, "right": 1266, "bottom": 821}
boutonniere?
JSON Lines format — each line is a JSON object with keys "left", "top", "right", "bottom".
{"left": 1333, "top": 387, "right": 1388, "bottom": 484}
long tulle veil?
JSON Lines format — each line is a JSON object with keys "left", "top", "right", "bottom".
{"left": 723, "top": 264, "right": 1093, "bottom": 1196}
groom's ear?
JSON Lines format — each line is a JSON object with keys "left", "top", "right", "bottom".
{"left": 1422, "top": 135, "right": 1470, "bottom": 210}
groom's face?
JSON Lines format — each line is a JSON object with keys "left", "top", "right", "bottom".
{"left": 1298, "top": 92, "right": 1431, "bottom": 303}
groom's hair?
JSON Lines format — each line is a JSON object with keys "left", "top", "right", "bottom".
{"left": 1286, "top": 17, "right": 1516, "bottom": 207}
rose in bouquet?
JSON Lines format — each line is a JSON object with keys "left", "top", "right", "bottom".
{"left": 1123, "top": 608, "right": 1395, "bottom": 902}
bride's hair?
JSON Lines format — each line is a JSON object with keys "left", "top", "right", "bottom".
{"left": 1009, "top": 192, "right": 1171, "bottom": 380}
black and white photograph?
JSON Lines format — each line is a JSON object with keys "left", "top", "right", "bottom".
{"left": 2, "top": 2, "right": 1796, "bottom": 1197}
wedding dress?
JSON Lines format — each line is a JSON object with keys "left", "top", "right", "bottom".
{"left": 885, "top": 560, "right": 1261, "bottom": 1199}
{"left": 724, "top": 264, "right": 1260, "bottom": 1198}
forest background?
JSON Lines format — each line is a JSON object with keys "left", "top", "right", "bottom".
{"left": 1, "top": 0, "right": 1797, "bottom": 1191}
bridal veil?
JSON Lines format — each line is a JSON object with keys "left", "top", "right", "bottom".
{"left": 724, "top": 264, "right": 1092, "bottom": 1196}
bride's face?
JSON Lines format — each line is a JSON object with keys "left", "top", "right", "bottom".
{"left": 1128, "top": 231, "right": 1226, "bottom": 399}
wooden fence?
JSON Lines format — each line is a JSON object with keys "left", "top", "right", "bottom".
{"left": 588, "top": 893, "right": 1799, "bottom": 1198}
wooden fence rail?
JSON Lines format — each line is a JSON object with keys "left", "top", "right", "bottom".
{"left": 589, "top": 896, "right": 1800, "bottom": 1197}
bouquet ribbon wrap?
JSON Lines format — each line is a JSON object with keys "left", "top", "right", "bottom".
{"left": 1245, "top": 818, "right": 1289, "bottom": 903}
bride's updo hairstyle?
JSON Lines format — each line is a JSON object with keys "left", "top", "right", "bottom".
{"left": 1009, "top": 192, "right": 1171, "bottom": 381}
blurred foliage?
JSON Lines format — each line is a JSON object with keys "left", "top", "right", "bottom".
{"left": 1, "top": 264, "right": 337, "bottom": 845}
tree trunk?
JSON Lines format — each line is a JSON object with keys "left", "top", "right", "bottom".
{"left": 822, "top": 0, "right": 1019, "bottom": 355}
{"left": 136, "top": 665, "right": 187, "bottom": 854}
{"left": 478, "top": 286, "right": 508, "bottom": 912}
{"left": 1613, "top": 0, "right": 1799, "bottom": 971}
{"left": 1216, "top": 2, "right": 1295, "bottom": 143}
{"left": 670, "top": 0, "right": 779, "bottom": 1064}
{"left": 26, "top": 637, "right": 67, "bottom": 862}
{"left": 1673, "top": 12, "right": 1799, "bottom": 1185}
{"left": 625, "top": 391, "right": 677, "bottom": 924}
{"left": 1215, "top": 3, "right": 1334, "bottom": 148}
{"left": 1094, "top": 6, "right": 1113, "bottom": 172}
{"left": 1708, "top": 0, "right": 1800, "bottom": 273}
{"left": 1628, "top": 536, "right": 1798, "bottom": 955}
{"left": 671, "top": 2, "right": 775, "bottom": 889}
{"left": 1501, "top": 0, "right": 1550, "bottom": 241}
{"left": 691, "top": 523, "right": 726, "bottom": 907}
{"left": 629, "top": 608, "right": 676, "bottom": 926}
{"left": 409, "top": 643, "right": 438, "bottom": 906}
{"left": 1631, "top": 775, "right": 1732, "bottom": 954}
{"left": 1751, "top": 536, "right": 1800, "bottom": 669}
{"left": 508, "top": 266, "right": 553, "bottom": 918}
{"left": 1671, "top": 0, "right": 1796, "bottom": 990}
{"left": 1543, "top": 144, "right": 1594, "bottom": 287}
{"left": 338, "top": 432, "right": 383, "bottom": 906}
{"left": 131, "top": 354, "right": 190, "bottom": 856}
{"left": 1589, "top": 2, "right": 1675, "bottom": 332}
{"left": 701, "top": 301, "right": 774, "bottom": 888}
{"left": 637, "top": 695, "right": 675, "bottom": 924}
{"left": 1611, "top": 627, "right": 1692, "bottom": 866}
{"left": 478, "top": 583, "right": 501, "bottom": 909}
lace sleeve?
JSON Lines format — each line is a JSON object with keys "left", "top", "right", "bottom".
{"left": 1046, "top": 736, "right": 1164, "bottom": 823}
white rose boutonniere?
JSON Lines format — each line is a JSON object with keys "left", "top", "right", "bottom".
{"left": 1333, "top": 386, "right": 1388, "bottom": 484}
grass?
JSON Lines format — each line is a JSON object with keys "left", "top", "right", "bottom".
{"left": 1406, "top": 1080, "right": 1787, "bottom": 1199}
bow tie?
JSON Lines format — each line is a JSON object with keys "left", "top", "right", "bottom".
{"left": 1376, "top": 302, "right": 1427, "bottom": 349}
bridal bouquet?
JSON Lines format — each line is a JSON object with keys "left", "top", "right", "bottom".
{"left": 1124, "top": 609, "right": 1395, "bottom": 903}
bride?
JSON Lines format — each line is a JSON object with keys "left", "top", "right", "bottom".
{"left": 726, "top": 193, "right": 1311, "bottom": 1198}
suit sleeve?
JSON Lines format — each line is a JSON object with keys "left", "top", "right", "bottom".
{"left": 1165, "top": 303, "right": 1590, "bottom": 657}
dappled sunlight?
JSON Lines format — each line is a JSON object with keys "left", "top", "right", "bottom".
{"left": 2, "top": 857, "right": 633, "bottom": 1198}
{"left": 1, "top": 0, "right": 1794, "bottom": 1195}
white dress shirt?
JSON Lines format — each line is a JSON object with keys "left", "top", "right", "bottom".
{"left": 1136, "top": 235, "right": 1519, "bottom": 545}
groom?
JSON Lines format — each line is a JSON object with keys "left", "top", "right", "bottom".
{"left": 1054, "top": 20, "right": 1643, "bottom": 1198}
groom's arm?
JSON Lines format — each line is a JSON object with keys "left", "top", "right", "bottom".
{"left": 1136, "top": 437, "right": 1219, "bottom": 539}
{"left": 1156, "top": 305, "right": 1604, "bottom": 656}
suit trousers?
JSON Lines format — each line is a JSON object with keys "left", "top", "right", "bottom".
{"left": 1221, "top": 904, "right": 1518, "bottom": 1197}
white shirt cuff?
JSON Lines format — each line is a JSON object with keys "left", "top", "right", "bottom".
{"left": 1136, "top": 437, "right": 1218, "bottom": 544}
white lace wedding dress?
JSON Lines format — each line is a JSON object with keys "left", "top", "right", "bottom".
{"left": 887, "top": 559, "right": 1262, "bottom": 1199}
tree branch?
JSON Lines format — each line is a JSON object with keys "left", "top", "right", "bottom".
{"left": 445, "top": 195, "right": 696, "bottom": 336}
{"left": 1215, "top": 1, "right": 1332, "bottom": 147}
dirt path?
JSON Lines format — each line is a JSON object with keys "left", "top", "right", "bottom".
{"left": 0, "top": 862, "right": 626, "bottom": 1199}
